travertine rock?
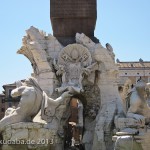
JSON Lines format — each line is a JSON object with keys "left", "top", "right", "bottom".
{"left": 76, "top": 33, "right": 96, "bottom": 52}
{"left": 3, "top": 27, "right": 125, "bottom": 150}
{"left": 18, "top": 26, "right": 63, "bottom": 96}
{"left": 114, "top": 136, "right": 142, "bottom": 150}
{"left": 76, "top": 33, "right": 123, "bottom": 150}
{"left": 115, "top": 118, "right": 145, "bottom": 130}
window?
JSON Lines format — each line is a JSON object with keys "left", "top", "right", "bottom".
{"left": 8, "top": 102, "right": 12, "bottom": 107}
{"left": 148, "top": 77, "right": 150, "bottom": 83}
{"left": 1, "top": 108, "right": 5, "bottom": 112}
{"left": 125, "top": 73, "right": 127, "bottom": 75}
{"left": 2, "top": 98, "right": 5, "bottom": 103}
{"left": 9, "top": 89, "right": 12, "bottom": 98}
{"left": 118, "top": 86, "right": 123, "bottom": 92}
{"left": 131, "top": 64, "right": 134, "bottom": 67}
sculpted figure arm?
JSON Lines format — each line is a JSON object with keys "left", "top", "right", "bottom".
{"left": 86, "top": 62, "right": 99, "bottom": 71}
{"left": 51, "top": 91, "right": 72, "bottom": 103}
{"left": 82, "top": 62, "right": 99, "bottom": 75}
{"left": 80, "top": 62, "right": 99, "bottom": 86}
{"left": 41, "top": 91, "right": 73, "bottom": 122}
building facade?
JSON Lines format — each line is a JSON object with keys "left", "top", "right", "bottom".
{"left": 117, "top": 60, "right": 150, "bottom": 87}
{"left": 0, "top": 94, "right": 5, "bottom": 119}
{"left": 0, "top": 83, "right": 20, "bottom": 119}
{"left": 3, "top": 83, "right": 20, "bottom": 108}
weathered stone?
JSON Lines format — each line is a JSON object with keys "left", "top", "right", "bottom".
{"left": 114, "top": 136, "right": 142, "bottom": 150}
{"left": 76, "top": 33, "right": 96, "bottom": 51}
{"left": 2, "top": 122, "right": 62, "bottom": 150}
{"left": 10, "top": 129, "right": 28, "bottom": 141}
{"left": 115, "top": 118, "right": 145, "bottom": 130}
{"left": 0, "top": 0, "right": 139, "bottom": 149}
{"left": 11, "top": 122, "right": 31, "bottom": 129}
{"left": 1, "top": 25, "right": 133, "bottom": 150}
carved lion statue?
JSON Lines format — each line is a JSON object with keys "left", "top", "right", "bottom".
{"left": 0, "top": 77, "right": 72, "bottom": 132}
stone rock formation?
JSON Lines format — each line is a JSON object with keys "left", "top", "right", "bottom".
{"left": 11, "top": 26, "right": 124, "bottom": 150}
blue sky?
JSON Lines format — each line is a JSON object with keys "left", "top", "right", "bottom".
{"left": 0, "top": 0, "right": 150, "bottom": 92}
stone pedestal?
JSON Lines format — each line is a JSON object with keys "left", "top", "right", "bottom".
{"left": 1, "top": 122, "right": 63, "bottom": 150}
